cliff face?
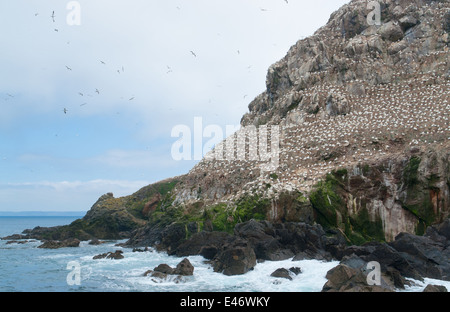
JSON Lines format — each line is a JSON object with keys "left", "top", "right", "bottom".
{"left": 169, "top": 0, "right": 450, "bottom": 242}
{"left": 21, "top": 0, "right": 449, "bottom": 244}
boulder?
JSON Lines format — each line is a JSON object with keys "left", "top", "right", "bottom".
{"left": 213, "top": 239, "right": 256, "bottom": 276}
{"left": 270, "top": 268, "right": 292, "bottom": 280}
{"left": 144, "top": 258, "right": 194, "bottom": 281}
{"left": 89, "top": 238, "right": 106, "bottom": 245}
{"left": 389, "top": 232, "right": 450, "bottom": 281}
{"left": 322, "top": 258, "right": 394, "bottom": 292}
{"left": 423, "top": 284, "right": 448, "bottom": 292}
{"left": 38, "top": 238, "right": 80, "bottom": 249}
{"left": 93, "top": 250, "right": 124, "bottom": 260}
{"left": 173, "top": 258, "right": 194, "bottom": 276}
{"left": 379, "top": 21, "right": 404, "bottom": 42}
{"left": 154, "top": 263, "right": 175, "bottom": 274}
{"left": 174, "top": 231, "right": 235, "bottom": 258}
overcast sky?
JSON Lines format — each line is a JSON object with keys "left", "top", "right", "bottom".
{"left": 0, "top": 0, "right": 348, "bottom": 213}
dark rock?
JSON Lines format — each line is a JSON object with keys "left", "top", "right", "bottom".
{"left": 160, "top": 223, "right": 187, "bottom": 254}
{"left": 289, "top": 267, "right": 302, "bottom": 275}
{"left": 213, "top": 239, "right": 256, "bottom": 276}
{"left": 89, "top": 238, "right": 106, "bottom": 245}
{"left": 399, "top": 15, "right": 419, "bottom": 32}
{"left": 270, "top": 268, "right": 292, "bottom": 280}
{"left": 38, "top": 238, "right": 80, "bottom": 249}
{"left": 423, "top": 284, "right": 448, "bottom": 292}
{"left": 132, "top": 247, "right": 149, "bottom": 252}
{"left": 389, "top": 232, "right": 450, "bottom": 281}
{"left": 154, "top": 264, "right": 175, "bottom": 274}
{"left": 173, "top": 258, "right": 194, "bottom": 276}
{"left": 175, "top": 231, "right": 235, "bottom": 258}
{"left": 322, "top": 262, "right": 394, "bottom": 292}
{"left": 93, "top": 250, "right": 124, "bottom": 260}
{"left": 1, "top": 234, "right": 27, "bottom": 240}
{"left": 380, "top": 21, "right": 405, "bottom": 42}
{"left": 146, "top": 258, "right": 194, "bottom": 280}
{"left": 6, "top": 240, "right": 28, "bottom": 245}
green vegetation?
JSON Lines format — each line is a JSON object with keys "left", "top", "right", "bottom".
{"left": 310, "top": 170, "right": 385, "bottom": 245}
{"left": 203, "top": 195, "right": 271, "bottom": 233}
{"left": 309, "top": 173, "right": 344, "bottom": 228}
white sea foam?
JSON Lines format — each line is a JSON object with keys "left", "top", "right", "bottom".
{"left": 401, "top": 278, "right": 450, "bottom": 292}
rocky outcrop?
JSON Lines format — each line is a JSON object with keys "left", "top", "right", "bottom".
{"left": 423, "top": 284, "right": 448, "bottom": 292}
{"left": 93, "top": 250, "right": 124, "bottom": 260}
{"left": 309, "top": 144, "right": 450, "bottom": 243}
{"left": 322, "top": 218, "right": 450, "bottom": 291}
{"left": 143, "top": 258, "right": 194, "bottom": 282}
{"left": 37, "top": 238, "right": 80, "bottom": 249}
{"left": 125, "top": 219, "right": 346, "bottom": 275}
{"left": 270, "top": 267, "right": 302, "bottom": 281}
{"left": 168, "top": 0, "right": 449, "bottom": 245}
{"left": 322, "top": 255, "right": 395, "bottom": 292}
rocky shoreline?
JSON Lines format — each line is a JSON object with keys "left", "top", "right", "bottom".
{"left": 3, "top": 218, "right": 449, "bottom": 292}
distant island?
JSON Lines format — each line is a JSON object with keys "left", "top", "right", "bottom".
{"left": 0, "top": 211, "right": 87, "bottom": 217}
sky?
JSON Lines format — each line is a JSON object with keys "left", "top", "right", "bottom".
{"left": 0, "top": 0, "right": 349, "bottom": 213}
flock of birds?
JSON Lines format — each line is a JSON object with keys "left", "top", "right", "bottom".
{"left": 185, "top": 69, "right": 449, "bottom": 203}
{"left": 3, "top": 2, "right": 293, "bottom": 115}
{"left": 174, "top": 0, "right": 450, "bottom": 205}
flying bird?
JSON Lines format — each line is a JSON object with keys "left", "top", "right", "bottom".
{"left": 129, "top": 97, "right": 135, "bottom": 101}
{"left": 51, "top": 11, "right": 55, "bottom": 22}
{"left": 95, "top": 89, "right": 100, "bottom": 94}
{"left": 65, "top": 66, "right": 72, "bottom": 71}
{"left": 63, "top": 108, "right": 68, "bottom": 114}
{"left": 190, "top": 51, "right": 197, "bottom": 57}
{"left": 78, "top": 92, "right": 84, "bottom": 96}
{"left": 100, "top": 60, "right": 106, "bottom": 65}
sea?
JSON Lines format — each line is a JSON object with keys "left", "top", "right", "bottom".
{"left": 0, "top": 216, "right": 448, "bottom": 292}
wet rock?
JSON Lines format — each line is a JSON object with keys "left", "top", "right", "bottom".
{"left": 89, "top": 238, "right": 106, "bottom": 245}
{"left": 173, "top": 258, "right": 194, "bottom": 276}
{"left": 38, "top": 238, "right": 80, "bottom": 249}
{"left": 93, "top": 250, "right": 124, "bottom": 260}
{"left": 322, "top": 255, "right": 395, "bottom": 292}
{"left": 212, "top": 239, "right": 256, "bottom": 276}
{"left": 423, "top": 284, "right": 448, "bottom": 292}
{"left": 270, "top": 268, "right": 292, "bottom": 280}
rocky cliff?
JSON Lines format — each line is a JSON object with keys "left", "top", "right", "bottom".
{"left": 12, "top": 0, "right": 450, "bottom": 280}
{"left": 168, "top": 0, "right": 450, "bottom": 242}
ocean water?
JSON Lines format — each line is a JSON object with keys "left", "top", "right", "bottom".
{"left": 1, "top": 217, "right": 448, "bottom": 292}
